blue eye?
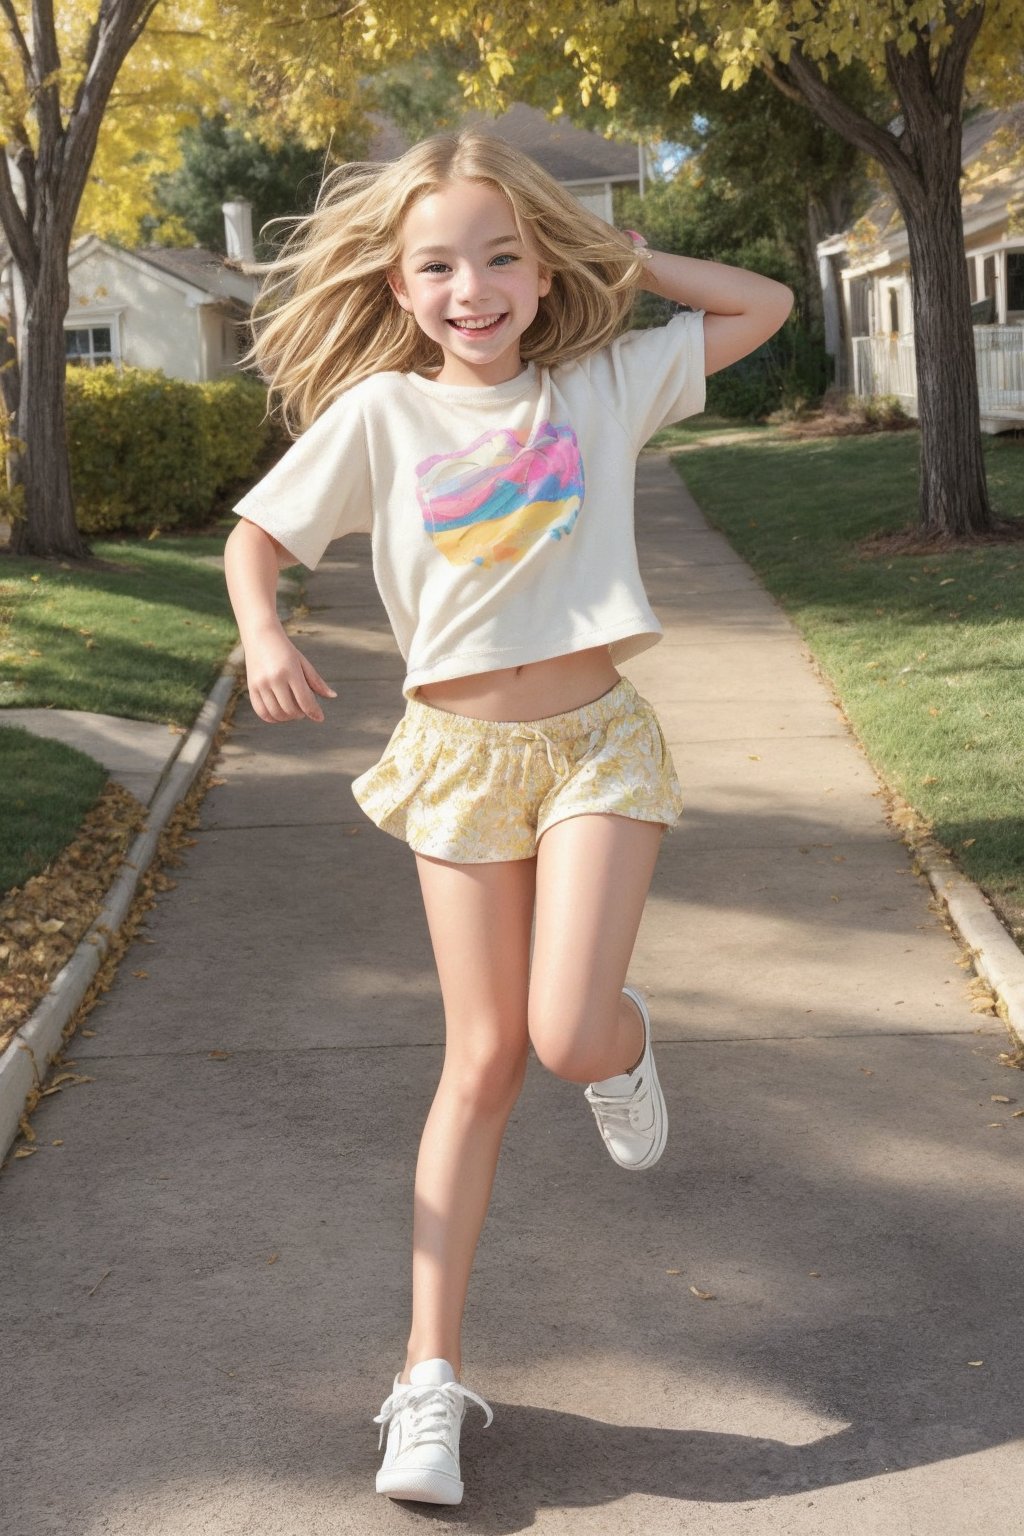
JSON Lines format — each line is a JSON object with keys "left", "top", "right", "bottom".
{"left": 491, "top": 254, "right": 518, "bottom": 266}
{"left": 422, "top": 262, "right": 448, "bottom": 274}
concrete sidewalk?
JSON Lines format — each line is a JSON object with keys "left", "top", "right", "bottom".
{"left": 2, "top": 453, "right": 1022, "bottom": 1534}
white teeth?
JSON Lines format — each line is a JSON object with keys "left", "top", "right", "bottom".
{"left": 450, "top": 315, "right": 503, "bottom": 330}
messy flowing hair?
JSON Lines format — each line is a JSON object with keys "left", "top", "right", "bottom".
{"left": 240, "top": 128, "right": 650, "bottom": 434}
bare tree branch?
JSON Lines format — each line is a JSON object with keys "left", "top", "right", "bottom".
{"left": 933, "top": 1, "right": 986, "bottom": 109}
{"left": 0, "top": 148, "right": 38, "bottom": 282}
{"left": 764, "top": 43, "right": 906, "bottom": 178}
{"left": 31, "top": 0, "right": 64, "bottom": 154}
{"left": 60, "top": 0, "right": 157, "bottom": 240}
{"left": 0, "top": 0, "right": 34, "bottom": 81}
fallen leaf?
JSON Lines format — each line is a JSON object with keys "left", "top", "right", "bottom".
{"left": 666, "top": 1269, "right": 682, "bottom": 1275}
{"left": 14, "top": 1145, "right": 37, "bottom": 1157}
{"left": 991, "top": 1095, "right": 1014, "bottom": 1104}
{"left": 962, "top": 838, "right": 976, "bottom": 848}
{"left": 808, "top": 1271, "right": 821, "bottom": 1277}
{"left": 131, "top": 969, "right": 149, "bottom": 979}
{"left": 208, "top": 1050, "right": 232, "bottom": 1060}
{"left": 266, "top": 1253, "right": 280, "bottom": 1265}
{"left": 967, "top": 1360, "right": 984, "bottom": 1367}
{"left": 689, "top": 1285, "right": 716, "bottom": 1300}
{"left": 51, "top": 1139, "right": 64, "bottom": 1146}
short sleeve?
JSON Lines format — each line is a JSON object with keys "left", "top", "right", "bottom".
{"left": 584, "top": 308, "right": 706, "bottom": 450}
{"left": 231, "top": 392, "right": 372, "bottom": 571}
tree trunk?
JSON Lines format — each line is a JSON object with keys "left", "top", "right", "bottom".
{"left": 767, "top": 4, "right": 994, "bottom": 538}
{"left": 894, "top": 155, "right": 991, "bottom": 538}
{"left": 8, "top": 241, "right": 90, "bottom": 560}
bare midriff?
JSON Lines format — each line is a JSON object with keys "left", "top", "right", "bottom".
{"left": 414, "top": 645, "right": 621, "bottom": 722}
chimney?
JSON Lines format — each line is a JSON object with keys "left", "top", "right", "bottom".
{"left": 222, "top": 200, "right": 255, "bottom": 263}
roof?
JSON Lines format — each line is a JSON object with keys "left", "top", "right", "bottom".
{"left": 833, "top": 103, "right": 1024, "bottom": 259}
{"left": 132, "top": 244, "right": 248, "bottom": 296}
{"left": 367, "top": 100, "right": 641, "bottom": 184}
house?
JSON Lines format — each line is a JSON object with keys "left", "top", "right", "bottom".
{"left": 0, "top": 104, "right": 641, "bottom": 383}
{"left": 367, "top": 100, "right": 644, "bottom": 221}
{"left": 816, "top": 103, "right": 1024, "bottom": 432}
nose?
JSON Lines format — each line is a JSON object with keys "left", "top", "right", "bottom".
{"left": 453, "top": 261, "right": 490, "bottom": 304}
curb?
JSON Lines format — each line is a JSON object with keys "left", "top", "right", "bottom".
{"left": 0, "top": 574, "right": 302, "bottom": 1161}
{"left": 914, "top": 838, "right": 1024, "bottom": 1053}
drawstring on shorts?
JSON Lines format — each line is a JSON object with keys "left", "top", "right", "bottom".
{"left": 510, "top": 723, "right": 605, "bottom": 785}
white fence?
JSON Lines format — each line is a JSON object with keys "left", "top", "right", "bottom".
{"left": 852, "top": 326, "right": 1024, "bottom": 419}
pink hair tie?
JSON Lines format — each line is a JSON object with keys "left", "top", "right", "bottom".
{"left": 621, "top": 229, "right": 654, "bottom": 261}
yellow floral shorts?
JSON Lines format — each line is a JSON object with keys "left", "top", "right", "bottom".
{"left": 349, "top": 676, "right": 684, "bottom": 864}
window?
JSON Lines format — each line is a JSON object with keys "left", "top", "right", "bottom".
{"left": 888, "top": 289, "right": 900, "bottom": 332}
{"left": 1008, "top": 251, "right": 1024, "bottom": 312}
{"left": 65, "top": 324, "right": 115, "bottom": 367}
{"left": 848, "top": 276, "right": 869, "bottom": 335}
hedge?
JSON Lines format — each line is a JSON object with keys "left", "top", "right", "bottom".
{"left": 3, "top": 366, "right": 279, "bottom": 535}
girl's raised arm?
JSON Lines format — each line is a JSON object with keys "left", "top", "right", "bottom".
{"left": 638, "top": 250, "right": 794, "bottom": 377}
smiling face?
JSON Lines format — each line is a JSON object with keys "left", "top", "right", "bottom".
{"left": 388, "top": 178, "right": 552, "bottom": 387}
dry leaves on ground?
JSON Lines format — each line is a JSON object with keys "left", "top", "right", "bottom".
{"left": 0, "top": 783, "right": 149, "bottom": 1055}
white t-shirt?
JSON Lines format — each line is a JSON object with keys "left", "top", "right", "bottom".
{"left": 233, "top": 307, "right": 706, "bottom": 699}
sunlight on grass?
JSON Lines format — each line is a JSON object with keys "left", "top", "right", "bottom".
{"left": 0, "top": 532, "right": 240, "bottom": 725}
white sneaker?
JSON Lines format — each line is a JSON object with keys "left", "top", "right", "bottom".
{"left": 373, "top": 1357, "right": 493, "bottom": 1505}
{"left": 584, "top": 985, "right": 668, "bottom": 1170}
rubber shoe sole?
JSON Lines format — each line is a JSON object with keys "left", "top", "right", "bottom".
{"left": 376, "top": 1465, "right": 464, "bottom": 1504}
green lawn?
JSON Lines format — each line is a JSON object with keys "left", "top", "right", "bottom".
{"left": 0, "top": 521, "right": 251, "bottom": 893}
{"left": 664, "top": 424, "right": 1024, "bottom": 946}
{"left": 0, "top": 527, "right": 242, "bottom": 721}
{"left": 0, "top": 726, "right": 111, "bottom": 894}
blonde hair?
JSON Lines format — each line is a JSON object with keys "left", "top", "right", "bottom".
{"left": 240, "top": 128, "right": 651, "bottom": 434}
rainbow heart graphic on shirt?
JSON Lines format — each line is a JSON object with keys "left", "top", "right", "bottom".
{"left": 415, "top": 420, "right": 584, "bottom": 568}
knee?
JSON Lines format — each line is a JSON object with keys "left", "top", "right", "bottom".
{"left": 441, "top": 1030, "right": 529, "bottom": 1114}
{"left": 528, "top": 1003, "right": 613, "bottom": 1085}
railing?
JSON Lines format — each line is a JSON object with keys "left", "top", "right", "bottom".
{"left": 852, "top": 325, "right": 1024, "bottom": 417}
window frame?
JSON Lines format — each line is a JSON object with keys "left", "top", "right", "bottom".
{"left": 64, "top": 312, "right": 122, "bottom": 369}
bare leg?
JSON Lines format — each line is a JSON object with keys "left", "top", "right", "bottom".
{"left": 401, "top": 851, "right": 536, "bottom": 1382}
{"left": 529, "top": 814, "right": 666, "bottom": 1084}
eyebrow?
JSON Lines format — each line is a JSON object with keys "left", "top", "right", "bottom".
{"left": 409, "top": 234, "right": 523, "bottom": 260}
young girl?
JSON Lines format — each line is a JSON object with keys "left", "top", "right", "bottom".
{"left": 223, "top": 128, "right": 793, "bottom": 1507}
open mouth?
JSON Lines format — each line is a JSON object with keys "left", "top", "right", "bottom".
{"left": 446, "top": 313, "right": 508, "bottom": 337}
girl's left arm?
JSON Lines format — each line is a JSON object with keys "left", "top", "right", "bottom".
{"left": 638, "top": 251, "right": 794, "bottom": 377}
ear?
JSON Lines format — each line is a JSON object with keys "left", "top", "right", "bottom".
{"left": 387, "top": 267, "right": 412, "bottom": 312}
{"left": 537, "top": 265, "right": 553, "bottom": 299}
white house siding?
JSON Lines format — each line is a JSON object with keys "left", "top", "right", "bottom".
{"left": 66, "top": 246, "right": 203, "bottom": 380}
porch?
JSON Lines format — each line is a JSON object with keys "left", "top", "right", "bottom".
{"left": 852, "top": 325, "right": 1024, "bottom": 433}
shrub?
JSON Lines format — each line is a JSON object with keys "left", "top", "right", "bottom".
{"left": 1, "top": 366, "right": 273, "bottom": 535}
{"left": 767, "top": 389, "right": 917, "bottom": 438}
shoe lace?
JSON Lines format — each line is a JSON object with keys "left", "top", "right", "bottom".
{"left": 372, "top": 1380, "right": 494, "bottom": 1450}
{"left": 585, "top": 1076, "right": 647, "bottom": 1132}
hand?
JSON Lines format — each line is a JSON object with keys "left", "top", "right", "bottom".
{"left": 243, "top": 628, "right": 337, "bottom": 724}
